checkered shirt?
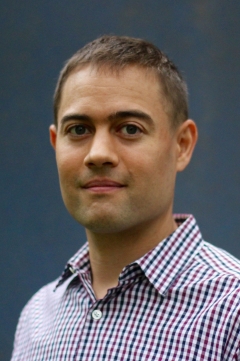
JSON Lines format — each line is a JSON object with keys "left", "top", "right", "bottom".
{"left": 11, "top": 215, "right": 240, "bottom": 360}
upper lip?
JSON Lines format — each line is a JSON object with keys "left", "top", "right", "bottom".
{"left": 82, "top": 178, "right": 124, "bottom": 188}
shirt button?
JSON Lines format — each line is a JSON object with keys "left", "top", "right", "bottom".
{"left": 92, "top": 309, "right": 102, "bottom": 320}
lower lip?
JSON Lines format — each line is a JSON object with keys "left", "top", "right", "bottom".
{"left": 84, "top": 186, "right": 123, "bottom": 193}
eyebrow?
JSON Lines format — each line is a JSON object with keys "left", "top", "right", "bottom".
{"left": 60, "top": 114, "right": 91, "bottom": 126}
{"left": 60, "top": 109, "right": 154, "bottom": 128}
{"left": 108, "top": 110, "right": 154, "bottom": 125}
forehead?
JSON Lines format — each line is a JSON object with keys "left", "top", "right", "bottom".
{"left": 58, "top": 65, "right": 168, "bottom": 123}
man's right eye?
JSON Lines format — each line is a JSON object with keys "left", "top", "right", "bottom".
{"left": 68, "top": 125, "right": 90, "bottom": 135}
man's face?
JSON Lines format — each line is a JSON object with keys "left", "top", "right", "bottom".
{"left": 50, "top": 65, "right": 182, "bottom": 234}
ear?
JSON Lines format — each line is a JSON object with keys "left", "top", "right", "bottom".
{"left": 176, "top": 119, "right": 198, "bottom": 172}
{"left": 49, "top": 124, "right": 57, "bottom": 150}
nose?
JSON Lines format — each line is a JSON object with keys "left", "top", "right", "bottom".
{"left": 84, "top": 130, "right": 119, "bottom": 168}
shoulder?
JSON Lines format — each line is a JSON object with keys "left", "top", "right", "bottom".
{"left": 11, "top": 279, "right": 60, "bottom": 359}
{"left": 174, "top": 240, "right": 240, "bottom": 302}
{"left": 15, "top": 273, "right": 76, "bottom": 332}
{"left": 20, "top": 278, "right": 59, "bottom": 318}
{"left": 198, "top": 241, "right": 240, "bottom": 279}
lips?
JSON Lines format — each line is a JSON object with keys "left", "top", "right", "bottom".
{"left": 82, "top": 178, "right": 124, "bottom": 191}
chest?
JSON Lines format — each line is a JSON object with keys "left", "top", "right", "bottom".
{"left": 23, "top": 279, "right": 234, "bottom": 360}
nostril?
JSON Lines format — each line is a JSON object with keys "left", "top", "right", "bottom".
{"left": 84, "top": 147, "right": 119, "bottom": 168}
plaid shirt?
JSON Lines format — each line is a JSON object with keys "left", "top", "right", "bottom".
{"left": 11, "top": 215, "right": 240, "bottom": 360}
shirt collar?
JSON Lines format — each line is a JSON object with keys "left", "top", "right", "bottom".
{"left": 55, "top": 242, "right": 90, "bottom": 291}
{"left": 134, "top": 214, "right": 203, "bottom": 296}
{"left": 55, "top": 214, "right": 203, "bottom": 296}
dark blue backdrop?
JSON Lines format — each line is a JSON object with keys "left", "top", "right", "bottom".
{"left": 1, "top": 1, "right": 239, "bottom": 359}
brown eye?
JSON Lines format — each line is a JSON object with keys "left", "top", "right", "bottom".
{"left": 121, "top": 124, "right": 141, "bottom": 135}
{"left": 69, "top": 125, "right": 90, "bottom": 135}
{"left": 126, "top": 125, "right": 138, "bottom": 134}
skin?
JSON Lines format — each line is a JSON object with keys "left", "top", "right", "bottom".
{"left": 50, "top": 65, "right": 198, "bottom": 299}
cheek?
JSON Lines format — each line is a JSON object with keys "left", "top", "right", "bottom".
{"left": 56, "top": 149, "right": 82, "bottom": 184}
{"left": 127, "top": 153, "right": 162, "bottom": 190}
{"left": 132, "top": 147, "right": 176, "bottom": 188}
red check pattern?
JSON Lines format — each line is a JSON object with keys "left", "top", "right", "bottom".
{"left": 11, "top": 215, "right": 240, "bottom": 360}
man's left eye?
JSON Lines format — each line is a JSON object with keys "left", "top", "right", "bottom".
{"left": 121, "top": 124, "right": 141, "bottom": 135}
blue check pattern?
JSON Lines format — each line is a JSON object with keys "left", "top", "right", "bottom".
{"left": 11, "top": 215, "right": 240, "bottom": 360}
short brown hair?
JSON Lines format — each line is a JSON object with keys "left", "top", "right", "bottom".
{"left": 53, "top": 35, "right": 188, "bottom": 128}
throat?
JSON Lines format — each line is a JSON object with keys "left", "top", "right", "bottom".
{"left": 87, "top": 215, "right": 178, "bottom": 299}
{"left": 92, "top": 278, "right": 119, "bottom": 300}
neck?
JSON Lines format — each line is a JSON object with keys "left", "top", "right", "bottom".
{"left": 86, "top": 214, "right": 177, "bottom": 299}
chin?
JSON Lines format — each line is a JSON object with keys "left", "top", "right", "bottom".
{"left": 74, "top": 212, "right": 131, "bottom": 234}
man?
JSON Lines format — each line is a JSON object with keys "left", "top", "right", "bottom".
{"left": 12, "top": 35, "right": 240, "bottom": 360}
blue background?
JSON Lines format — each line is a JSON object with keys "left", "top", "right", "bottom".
{"left": 1, "top": 1, "right": 239, "bottom": 359}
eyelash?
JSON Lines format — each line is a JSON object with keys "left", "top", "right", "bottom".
{"left": 118, "top": 124, "right": 142, "bottom": 136}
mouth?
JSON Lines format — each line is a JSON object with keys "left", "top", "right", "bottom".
{"left": 82, "top": 179, "right": 125, "bottom": 193}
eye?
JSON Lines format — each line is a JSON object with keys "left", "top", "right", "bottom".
{"left": 120, "top": 124, "right": 141, "bottom": 135}
{"left": 68, "top": 125, "right": 90, "bottom": 135}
